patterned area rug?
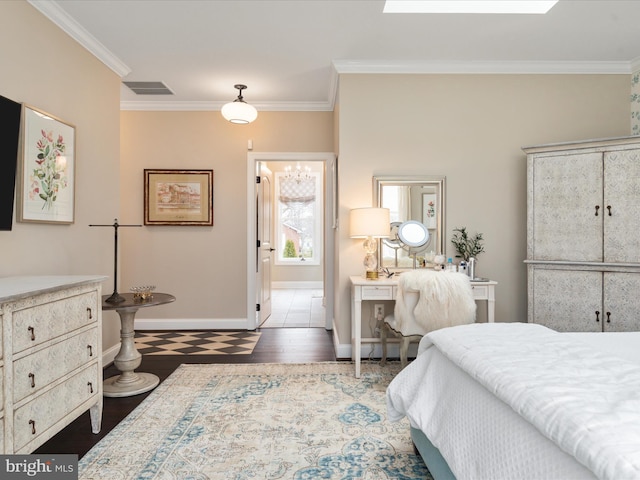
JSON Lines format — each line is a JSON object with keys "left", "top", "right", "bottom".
{"left": 134, "top": 330, "right": 261, "bottom": 355}
{"left": 79, "top": 362, "right": 431, "bottom": 479}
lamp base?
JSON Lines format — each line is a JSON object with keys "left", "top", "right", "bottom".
{"left": 365, "top": 270, "right": 379, "bottom": 280}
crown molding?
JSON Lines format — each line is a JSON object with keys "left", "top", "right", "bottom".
{"left": 332, "top": 59, "right": 633, "bottom": 75}
{"left": 119, "top": 100, "right": 335, "bottom": 112}
{"left": 27, "top": 0, "right": 131, "bottom": 77}
{"left": 631, "top": 56, "right": 640, "bottom": 74}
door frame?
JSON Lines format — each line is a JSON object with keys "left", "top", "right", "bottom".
{"left": 247, "top": 152, "right": 336, "bottom": 331}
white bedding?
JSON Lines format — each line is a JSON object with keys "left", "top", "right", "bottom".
{"left": 386, "top": 323, "right": 640, "bottom": 480}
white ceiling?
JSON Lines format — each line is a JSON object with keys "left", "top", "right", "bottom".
{"left": 30, "top": 0, "right": 640, "bottom": 111}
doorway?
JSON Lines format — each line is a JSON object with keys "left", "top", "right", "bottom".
{"left": 247, "top": 152, "right": 336, "bottom": 331}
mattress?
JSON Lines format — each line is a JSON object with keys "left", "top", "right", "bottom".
{"left": 386, "top": 324, "right": 640, "bottom": 480}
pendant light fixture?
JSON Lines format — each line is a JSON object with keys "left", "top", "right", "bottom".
{"left": 221, "top": 84, "right": 258, "bottom": 124}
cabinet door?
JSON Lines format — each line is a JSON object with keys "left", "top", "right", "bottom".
{"left": 530, "top": 153, "right": 603, "bottom": 261}
{"left": 603, "top": 272, "right": 640, "bottom": 331}
{"left": 530, "top": 268, "right": 602, "bottom": 332}
{"left": 604, "top": 149, "right": 640, "bottom": 263}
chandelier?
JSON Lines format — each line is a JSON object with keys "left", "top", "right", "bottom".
{"left": 280, "top": 163, "right": 315, "bottom": 204}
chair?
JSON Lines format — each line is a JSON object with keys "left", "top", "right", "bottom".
{"left": 381, "top": 270, "right": 476, "bottom": 368}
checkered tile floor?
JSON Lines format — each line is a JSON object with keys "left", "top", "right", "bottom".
{"left": 134, "top": 331, "right": 261, "bottom": 355}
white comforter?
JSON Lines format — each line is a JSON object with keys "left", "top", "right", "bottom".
{"left": 387, "top": 323, "right": 640, "bottom": 480}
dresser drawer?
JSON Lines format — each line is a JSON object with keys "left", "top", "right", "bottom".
{"left": 13, "top": 328, "right": 99, "bottom": 403}
{"left": 13, "top": 363, "right": 100, "bottom": 452}
{"left": 471, "top": 285, "right": 489, "bottom": 300}
{"left": 12, "top": 292, "right": 98, "bottom": 353}
{"left": 361, "top": 286, "right": 394, "bottom": 300}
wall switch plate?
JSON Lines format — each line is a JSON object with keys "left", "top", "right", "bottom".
{"left": 374, "top": 304, "right": 384, "bottom": 319}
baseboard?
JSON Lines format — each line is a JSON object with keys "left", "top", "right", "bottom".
{"left": 332, "top": 329, "right": 419, "bottom": 360}
{"left": 272, "top": 281, "right": 323, "bottom": 289}
{"left": 134, "top": 318, "right": 249, "bottom": 330}
{"left": 102, "top": 342, "right": 120, "bottom": 368}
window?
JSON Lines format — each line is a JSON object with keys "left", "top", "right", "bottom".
{"left": 275, "top": 164, "right": 322, "bottom": 265}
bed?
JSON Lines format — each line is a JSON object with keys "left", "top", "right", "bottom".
{"left": 386, "top": 322, "right": 640, "bottom": 480}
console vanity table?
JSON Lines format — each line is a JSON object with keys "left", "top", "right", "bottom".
{"left": 0, "top": 275, "right": 105, "bottom": 453}
{"left": 350, "top": 275, "right": 497, "bottom": 378}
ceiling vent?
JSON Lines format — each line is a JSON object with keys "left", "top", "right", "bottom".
{"left": 123, "top": 81, "right": 173, "bottom": 95}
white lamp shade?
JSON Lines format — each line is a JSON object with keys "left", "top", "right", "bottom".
{"left": 350, "top": 208, "right": 390, "bottom": 238}
{"left": 221, "top": 101, "right": 258, "bottom": 124}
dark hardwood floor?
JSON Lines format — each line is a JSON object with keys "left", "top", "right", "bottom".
{"left": 35, "top": 327, "right": 337, "bottom": 458}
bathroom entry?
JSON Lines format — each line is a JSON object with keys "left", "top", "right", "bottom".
{"left": 248, "top": 152, "right": 335, "bottom": 331}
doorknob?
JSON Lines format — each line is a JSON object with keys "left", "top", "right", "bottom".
{"left": 269, "top": 248, "right": 276, "bottom": 252}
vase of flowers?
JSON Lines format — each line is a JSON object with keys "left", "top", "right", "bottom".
{"left": 451, "top": 227, "right": 485, "bottom": 262}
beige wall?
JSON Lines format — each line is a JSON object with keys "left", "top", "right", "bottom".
{"left": 119, "top": 111, "right": 333, "bottom": 321}
{"left": 0, "top": 1, "right": 122, "bottom": 351}
{"left": 336, "top": 73, "right": 631, "bottom": 346}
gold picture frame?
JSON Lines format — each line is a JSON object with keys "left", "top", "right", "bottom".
{"left": 18, "top": 104, "right": 76, "bottom": 224}
{"left": 144, "top": 169, "right": 213, "bottom": 226}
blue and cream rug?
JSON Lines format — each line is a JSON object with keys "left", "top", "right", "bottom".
{"left": 79, "top": 362, "right": 431, "bottom": 479}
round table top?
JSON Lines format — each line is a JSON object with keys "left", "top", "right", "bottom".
{"left": 101, "top": 292, "right": 175, "bottom": 310}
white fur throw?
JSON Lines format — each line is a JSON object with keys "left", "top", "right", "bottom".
{"left": 387, "top": 270, "right": 476, "bottom": 337}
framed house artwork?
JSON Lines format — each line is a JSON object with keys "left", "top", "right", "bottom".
{"left": 17, "top": 105, "right": 75, "bottom": 224}
{"left": 144, "top": 169, "right": 214, "bottom": 226}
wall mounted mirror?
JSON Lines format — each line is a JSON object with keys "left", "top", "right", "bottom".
{"left": 373, "top": 175, "right": 446, "bottom": 269}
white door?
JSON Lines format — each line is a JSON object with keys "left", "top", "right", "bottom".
{"left": 257, "top": 162, "right": 273, "bottom": 324}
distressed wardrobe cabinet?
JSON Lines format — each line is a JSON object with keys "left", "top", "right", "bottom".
{"left": 0, "top": 276, "right": 105, "bottom": 453}
{"left": 524, "top": 136, "right": 640, "bottom": 332}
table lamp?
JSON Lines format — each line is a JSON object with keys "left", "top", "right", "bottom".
{"left": 350, "top": 207, "right": 390, "bottom": 279}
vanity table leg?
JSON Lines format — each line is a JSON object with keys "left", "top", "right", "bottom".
{"left": 487, "top": 286, "right": 496, "bottom": 323}
{"left": 103, "top": 308, "right": 160, "bottom": 397}
{"left": 351, "top": 285, "right": 363, "bottom": 378}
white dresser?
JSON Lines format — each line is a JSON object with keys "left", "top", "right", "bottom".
{"left": 524, "top": 136, "right": 640, "bottom": 332}
{"left": 0, "top": 275, "right": 105, "bottom": 453}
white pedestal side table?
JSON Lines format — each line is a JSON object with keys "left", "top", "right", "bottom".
{"left": 102, "top": 292, "right": 175, "bottom": 397}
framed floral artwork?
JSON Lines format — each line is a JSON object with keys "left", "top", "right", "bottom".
{"left": 422, "top": 193, "right": 437, "bottom": 229}
{"left": 17, "top": 105, "right": 75, "bottom": 224}
{"left": 144, "top": 169, "right": 214, "bottom": 226}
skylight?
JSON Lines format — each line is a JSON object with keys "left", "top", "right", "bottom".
{"left": 383, "top": 1, "right": 559, "bottom": 14}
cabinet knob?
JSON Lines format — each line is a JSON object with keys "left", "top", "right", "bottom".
{"left": 595, "top": 205, "right": 600, "bottom": 216}
{"left": 28, "top": 373, "right": 35, "bottom": 388}
{"left": 595, "top": 311, "right": 600, "bottom": 322}
{"left": 87, "top": 307, "right": 93, "bottom": 319}
{"left": 88, "top": 382, "right": 94, "bottom": 394}
{"left": 607, "top": 205, "right": 612, "bottom": 216}
{"left": 29, "top": 420, "right": 36, "bottom": 435}
{"left": 606, "top": 311, "right": 611, "bottom": 323}
{"left": 87, "top": 345, "right": 93, "bottom": 357}
{"left": 27, "top": 326, "right": 35, "bottom": 341}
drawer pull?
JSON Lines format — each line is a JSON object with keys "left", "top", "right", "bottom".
{"left": 594, "top": 205, "right": 600, "bottom": 216}
{"left": 29, "top": 420, "right": 36, "bottom": 435}
{"left": 88, "top": 345, "right": 93, "bottom": 357}
{"left": 87, "top": 307, "right": 93, "bottom": 319}
{"left": 606, "top": 311, "right": 611, "bottom": 323}
{"left": 28, "top": 373, "right": 35, "bottom": 388}
{"left": 28, "top": 326, "right": 35, "bottom": 341}
{"left": 88, "top": 382, "right": 94, "bottom": 394}
{"left": 607, "top": 205, "right": 612, "bottom": 216}
{"left": 595, "top": 311, "right": 600, "bottom": 322}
